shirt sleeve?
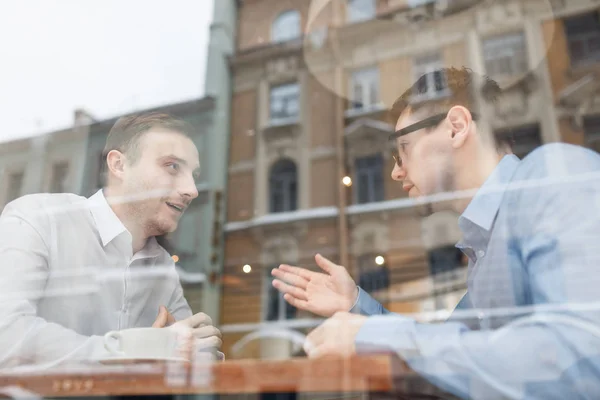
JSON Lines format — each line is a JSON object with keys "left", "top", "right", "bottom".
{"left": 0, "top": 199, "right": 110, "bottom": 369}
{"left": 355, "top": 145, "right": 600, "bottom": 399}
{"left": 349, "top": 286, "right": 391, "bottom": 315}
{"left": 167, "top": 277, "right": 193, "bottom": 321}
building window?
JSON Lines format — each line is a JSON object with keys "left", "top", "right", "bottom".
{"left": 272, "top": 10, "right": 301, "bottom": 43}
{"left": 584, "top": 115, "right": 600, "bottom": 153}
{"left": 269, "top": 159, "right": 297, "bottom": 213}
{"left": 270, "top": 83, "right": 300, "bottom": 124}
{"left": 349, "top": 67, "right": 380, "bottom": 111}
{"left": 495, "top": 124, "right": 543, "bottom": 159}
{"left": 483, "top": 32, "right": 528, "bottom": 78}
{"left": 6, "top": 171, "right": 24, "bottom": 202}
{"left": 355, "top": 154, "right": 384, "bottom": 204}
{"left": 357, "top": 253, "right": 389, "bottom": 294}
{"left": 428, "top": 245, "right": 464, "bottom": 277}
{"left": 265, "top": 267, "right": 297, "bottom": 321}
{"left": 49, "top": 162, "right": 69, "bottom": 193}
{"left": 347, "top": 0, "right": 376, "bottom": 23}
{"left": 412, "top": 54, "right": 448, "bottom": 101}
{"left": 427, "top": 244, "right": 464, "bottom": 309}
{"left": 564, "top": 11, "right": 600, "bottom": 67}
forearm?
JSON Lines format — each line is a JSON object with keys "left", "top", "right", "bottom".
{"left": 355, "top": 311, "right": 600, "bottom": 399}
{"left": 0, "top": 300, "right": 109, "bottom": 369}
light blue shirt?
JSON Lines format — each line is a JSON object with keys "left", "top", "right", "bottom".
{"left": 352, "top": 144, "right": 600, "bottom": 399}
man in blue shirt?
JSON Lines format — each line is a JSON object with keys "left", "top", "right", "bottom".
{"left": 271, "top": 67, "right": 600, "bottom": 399}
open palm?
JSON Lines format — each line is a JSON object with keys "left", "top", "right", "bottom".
{"left": 271, "top": 254, "right": 358, "bottom": 318}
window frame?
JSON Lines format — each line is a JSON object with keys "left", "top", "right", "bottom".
{"left": 269, "top": 82, "right": 300, "bottom": 125}
{"left": 412, "top": 53, "right": 450, "bottom": 102}
{"left": 482, "top": 31, "right": 528, "bottom": 78}
{"left": 564, "top": 11, "right": 600, "bottom": 67}
{"left": 354, "top": 153, "right": 384, "bottom": 204}
{"left": 348, "top": 67, "right": 380, "bottom": 112}
{"left": 269, "top": 159, "right": 298, "bottom": 213}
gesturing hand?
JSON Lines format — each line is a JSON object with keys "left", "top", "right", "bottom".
{"left": 271, "top": 254, "right": 358, "bottom": 318}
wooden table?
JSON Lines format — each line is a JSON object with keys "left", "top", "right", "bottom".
{"left": 0, "top": 355, "right": 457, "bottom": 399}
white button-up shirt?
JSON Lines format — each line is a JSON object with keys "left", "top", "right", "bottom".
{"left": 0, "top": 190, "right": 192, "bottom": 369}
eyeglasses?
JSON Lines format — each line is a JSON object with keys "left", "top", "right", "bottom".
{"left": 389, "top": 111, "right": 478, "bottom": 168}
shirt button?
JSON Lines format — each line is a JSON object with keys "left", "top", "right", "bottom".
{"left": 477, "top": 250, "right": 485, "bottom": 258}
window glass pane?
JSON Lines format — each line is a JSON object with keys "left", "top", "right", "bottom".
{"left": 483, "top": 32, "right": 527, "bottom": 77}
{"left": 355, "top": 154, "right": 383, "bottom": 204}
{"left": 428, "top": 245, "right": 463, "bottom": 276}
{"left": 565, "top": 12, "right": 600, "bottom": 65}
{"left": 350, "top": 67, "right": 378, "bottom": 110}
{"left": 269, "top": 160, "right": 298, "bottom": 213}
{"left": 272, "top": 11, "right": 300, "bottom": 42}
{"left": 270, "top": 83, "right": 300, "bottom": 121}
{"left": 347, "top": 0, "right": 376, "bottom": 23}
{"left": 413, "top": 54, "right": 443, "bottom": 97}
{"left": 434, "top": 70, "right": 446, "bottom": 91}
{"left": 495, "top": 124, "right": 542, "bottom": 159}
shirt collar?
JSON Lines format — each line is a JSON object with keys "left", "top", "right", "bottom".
{"left": 88, "top": 189, "right": 127, "bottom": 247}
{"left": 457, "top": 154, "right": 520, "bottom": 249}
{"left": 87, "top": 189, "right": 163, "bottom": 258}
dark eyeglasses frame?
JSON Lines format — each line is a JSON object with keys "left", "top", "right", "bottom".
{"left": 388, "top": 111, "right": 478, "bottom": 167}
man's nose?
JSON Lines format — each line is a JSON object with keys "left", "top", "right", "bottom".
{"left": 391, "top": 162, "right": 406, "bottom": 182}
{"left": 180, "top": 174, "right": 199, "bottom": 200}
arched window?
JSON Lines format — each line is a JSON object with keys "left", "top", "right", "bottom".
{"left": 269, "top": 159, "right": 297, "bottom": 213}
{"left": 272, "top": 10, "right": 301, "bottom": 43}
{"left": 347, "top": 0, "right": 376, "bottom": 23}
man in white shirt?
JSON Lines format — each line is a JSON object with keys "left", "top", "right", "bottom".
{"left": 0, "top": 112, "right": 222, "bottom": 368}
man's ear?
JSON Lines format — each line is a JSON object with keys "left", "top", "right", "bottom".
{"left": 106, "top": 150, "right": 126, "bottom": 180}
{"left": 447, "top": 106, "right": 472, "bottom": 149}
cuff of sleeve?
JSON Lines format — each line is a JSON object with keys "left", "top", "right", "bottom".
{"left": 355, "top": 315, "right": 417, "bottom": 357}
{"left": 350, "top": 287, "right": 383, "bottom": 316}
{"left": 348, "top": 286, "right": 360, "bottom": 312}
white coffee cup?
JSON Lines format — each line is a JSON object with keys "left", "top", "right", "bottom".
{"left": 103, "top": 327, "right": 181, "bottom": 359}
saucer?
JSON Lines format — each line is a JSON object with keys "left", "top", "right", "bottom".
{"left": 97, "top": 356, "right": 189, "bottom": 365}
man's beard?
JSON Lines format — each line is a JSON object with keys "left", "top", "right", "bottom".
{"left": 127, "top": 197, "right": 174, "bottom": 237}
{"left": 415, "top": 168, "right": 455, "bottom": 217}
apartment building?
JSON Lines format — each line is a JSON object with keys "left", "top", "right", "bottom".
{"left": 221, "top": 0, "right": 600, "bottom": 359}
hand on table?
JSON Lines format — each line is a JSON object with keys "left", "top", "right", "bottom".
{"left": 153, "top": 306, "right": 223, "bottom": 359}
{"left": 152, "top": 305, "right": 176, "bottom": 327}
{"left": 304, "top": 312, "right": 367, "bottom": 358}
{"left": 271, "top": 254, "right": 359, "bottom": 317}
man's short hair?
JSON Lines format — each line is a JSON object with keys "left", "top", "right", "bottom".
{"left": 389, "top": 66, "right": 511, "bottom": 152}
{"left": 103, "top": 112, "right": 195, "bottom": 164}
